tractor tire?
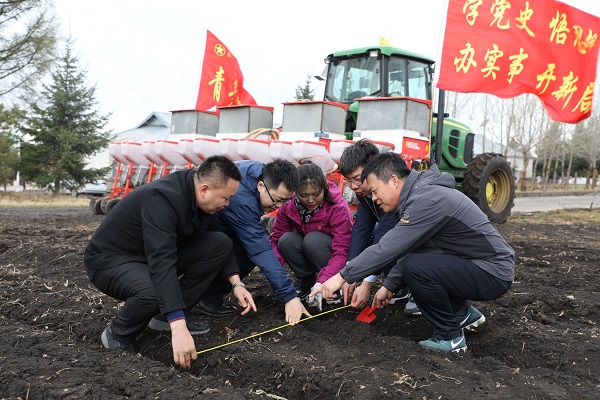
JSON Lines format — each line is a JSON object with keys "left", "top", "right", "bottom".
{"left": 89, "top": 198, "right": 100, "bottom": 215}
{"left": 105, "top": 198, "right": 120, "bottom": 215}
{"left": 463, "top": 152, "right": 515, "bottom": 224}
{"left": 91, "top": 197, "right": 105, "bottom": 215}
{"left": 99, "top": 197, "right": 113, "bottom": 215}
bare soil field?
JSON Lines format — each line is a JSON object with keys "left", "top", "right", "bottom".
{"left": 0, "top": 207, "right": 599, "bottom": 399}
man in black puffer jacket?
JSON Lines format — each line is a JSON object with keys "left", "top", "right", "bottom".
{"left": 85, "top": 155, "right": 256, "bottom": 369}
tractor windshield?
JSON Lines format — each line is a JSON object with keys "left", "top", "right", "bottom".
{"left": 324, "top": 54, "right": 432, "bottom": 103}
{"left": 387, "top": 56, "right": 432, "bottom": 100}
{"left": 324, "top": 56, "right": 381, "bottom": 104}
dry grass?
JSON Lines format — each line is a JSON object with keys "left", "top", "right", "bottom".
{"left": 0, "top": 191, "right": 90, "bottom": 208}
{"left": 510, "top": 208, "right": 600, "bottom": 224}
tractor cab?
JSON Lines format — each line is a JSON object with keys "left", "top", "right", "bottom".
{"left": 322, "top": 46, "right": 434, "bottom": 133}
{"left": 321, "top": 45, "right": 516, "bottom": 224}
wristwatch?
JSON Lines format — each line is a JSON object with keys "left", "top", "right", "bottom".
{"left": 232, "top": 281, "right": 246, "bottom": 289}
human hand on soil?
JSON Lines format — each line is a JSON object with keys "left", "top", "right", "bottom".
{"left": 342, "top": 282, "right": 355, "bottom": 305}
{"left": 351, "top": 281, "right": 373, "bottom": 309}
{"left": 170, "top": 319, "right": 197, "bottom": 369}
{"left": 373, "top": 286, "right": 393, "bottom": 309}
{"left": 285, "top": 297, "right": 311, "bottom": 325}
{"left": 233, "top": 286, "right": 257, "bottom": 315}
{"left": 311, "top": 273, "right": 345, "bottom": 301}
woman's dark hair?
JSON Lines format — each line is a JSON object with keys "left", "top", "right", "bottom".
{"left": 297, "top": 160, "right": 334, "bottom": 204}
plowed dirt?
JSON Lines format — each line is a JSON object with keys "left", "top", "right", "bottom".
{"left": 1, "top": 207, "right": 599, "bottom": 399}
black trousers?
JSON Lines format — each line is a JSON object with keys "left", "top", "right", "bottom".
{"left": 401, "top": 253, "right": 512, "bottom": 340}
{"left": 87, "top": 231, "right": 234, "bottom": 343}
{"left": 277, "top": 231, "right": 332, "bottom": 279}
{"left": 200, "top": 233, "right": 256, "bottom": 304}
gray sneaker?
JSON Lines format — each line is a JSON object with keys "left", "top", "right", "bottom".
{"left": 101, "top": 325, "right": 135, "bottom": 354}
{"left": 404, "top": 295, "right": 422, "bottom": 316}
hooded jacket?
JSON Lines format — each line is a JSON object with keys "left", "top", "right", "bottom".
{"left": 217, "top": 160, "right": 297, "bottom": 303}
{"left": 269, "top": 180, "right": 353, "bottom": 283}
{"left": 339, "top": 165, "right": 515, "bottom": 290}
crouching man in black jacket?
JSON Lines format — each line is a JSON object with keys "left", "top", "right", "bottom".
{"left": 84, "top": 155, "right": 256, "bottom": 368}
{"left": 312, "top": 152, "right": 514, "bottom": 354}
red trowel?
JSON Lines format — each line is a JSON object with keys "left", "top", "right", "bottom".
{"left": 356, "top": 304, "right": 378, "bottom": 324}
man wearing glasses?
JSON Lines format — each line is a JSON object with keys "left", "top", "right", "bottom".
{"left": 196, "top": 159, "right": 311, "bottom": 325}
{"left": 339, "top": 140, "right": 420, "bottom": 316}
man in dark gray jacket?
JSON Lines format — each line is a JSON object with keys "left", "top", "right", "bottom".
{"left": 312, "top": 152, "right": 514, "bottom": 353}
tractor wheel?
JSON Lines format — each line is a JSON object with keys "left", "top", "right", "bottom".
{"left": 105, "top": 198, "right": 120, "bottom": 214}
{"left": 89, "top": 198, "right": 100, "bottom": 215}
{"left": 91, "top": 197, "right": 105, "bottom": 215}
{"left": 463, "top": 152, "right": 515, "bottom": 224}
{"left": 99, "top": 197, "right": 113, "bottom": 215}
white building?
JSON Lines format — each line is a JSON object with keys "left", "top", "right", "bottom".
{"left": 87, "top": 111, "right": 171, "bottom": 173}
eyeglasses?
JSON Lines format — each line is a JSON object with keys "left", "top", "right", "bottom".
{"left": 342, "top": 175, "right": 363, "bottom": 186}
{"left": 263, "top": 182, "right": 291, "bottom": 206}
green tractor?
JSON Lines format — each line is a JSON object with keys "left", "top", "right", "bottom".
{"left": 321, "top": 45, "right": 515, "bottom": 223}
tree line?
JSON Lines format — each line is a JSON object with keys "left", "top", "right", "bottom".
{"left": 1, "top": 1, "right": 598, "bottom": 193}
{"left": 0, "top": 0, "right": 111, "bottom": 193}
{"left": 447, "top": 91, "right": 600, "bottom": 191}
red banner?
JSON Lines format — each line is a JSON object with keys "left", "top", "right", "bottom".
{"left": 195, "top": 31, "right": 257, "bottom": 111}
{"left": 437, "top": 0, "right": 600, "bottom": 123}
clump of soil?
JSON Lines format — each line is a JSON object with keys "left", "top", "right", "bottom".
{"left": 0, "top": 208, "right": 599, "bottom": 399}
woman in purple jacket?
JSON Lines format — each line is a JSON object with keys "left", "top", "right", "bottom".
{"left": 269, "top": 161, "right": 353, "bottom": 311}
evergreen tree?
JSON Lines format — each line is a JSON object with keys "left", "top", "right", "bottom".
{"left": 0, "top": 0, "right": 58, "bottom": 97}
{"left": 295, "top": 75, "right": 315, "bottom": 100}
{"left": 22, "top": 39, "right": 112, "bottom": 193}
{"left": 0, "top": 105, "right": 23, "bottom": 190}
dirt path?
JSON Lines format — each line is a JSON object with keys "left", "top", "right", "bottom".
{"left": 0, "top": 208, "right": 599, "bottom": 399}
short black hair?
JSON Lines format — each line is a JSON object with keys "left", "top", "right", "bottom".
{"left": 195, "top": 155, "right": 242, "bottom": 186}
{"left": 361, "top": 152, "right": 411, "bottom": 182}
{"left": 262, "top": 159, "right": 300, "bottom": 192}
{"left": 339, "top": 139, "right": 379, "bottom": 177}
{"left": 297, "top": 160, "right": 334, "bottom": 204}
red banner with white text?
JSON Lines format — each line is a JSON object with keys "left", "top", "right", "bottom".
{"left": 195, "top": 30, "right": 257, "bottom": 112}
{"left": 437, "top": 0, "right": 600, "bottom": 123}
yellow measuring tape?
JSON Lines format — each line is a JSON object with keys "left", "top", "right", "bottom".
{"left": 197, "top": 304, "right": 351, "bottom": 355}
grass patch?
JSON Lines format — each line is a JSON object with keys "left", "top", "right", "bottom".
{"left": 510, "top": 209, "right": 600, "bottom": 224}
{"left": 0, "top": 192, "right": 91, "bottom": 208}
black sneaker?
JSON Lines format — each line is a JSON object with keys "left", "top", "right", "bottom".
{"left": 194, "top": 299, "right": 238, "bottom": 317}
{"left": 389, "top": 287, "right": 411, "bottom": 304}
{"left": 101, "top": 325, "right": 135, "bottom": 354}
{"left": 296, "top": 288, "right": 311, "bottom": 301}
{"left": 148, "top": 313, "right": 210, "bottom": 335}
{"left": 296, "top": 275, "right": 317, "bottom": 301}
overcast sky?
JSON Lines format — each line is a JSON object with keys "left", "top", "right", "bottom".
{"left": 52, "top": 0, "right": 600, "bottom": 134}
